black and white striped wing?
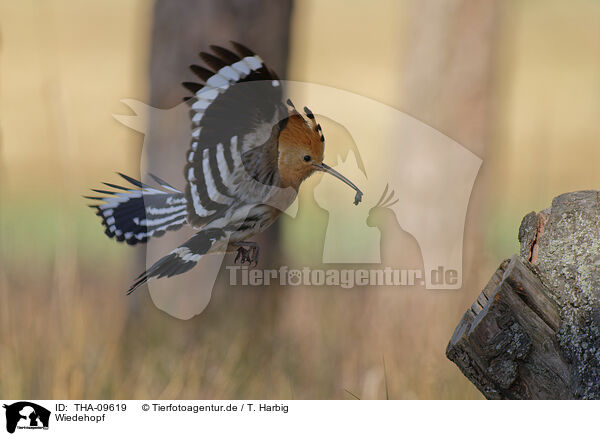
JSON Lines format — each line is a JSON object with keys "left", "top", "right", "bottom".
{"left": 182, "top": 42, "right": 287, "bottom": 227}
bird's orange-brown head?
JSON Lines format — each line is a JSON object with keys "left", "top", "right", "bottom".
{"left": 277, "top": 102, "right": 363, "bottom": 205}
{"left": 278, "top": 110, "right": 324, "bottom": 189}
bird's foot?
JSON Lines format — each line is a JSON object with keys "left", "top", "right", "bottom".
{"left": 234, "top": 242, "right": 259, "bottom": 267}
{"left": 234, "top": 247, "right": 252, "bottom": 265}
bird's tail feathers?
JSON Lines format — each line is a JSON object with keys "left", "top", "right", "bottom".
{"left": 126, "top": 228, "right": 226, "bottom": 294}
{"left": 86, "top": 173, "right": 187, "bottom": 245}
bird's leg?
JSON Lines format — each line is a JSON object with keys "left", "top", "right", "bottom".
{"left": 250, "top": 244, "right": 259, "bottom": 266}
{"left": 233, "top": 241, "right": 260, "bottom": 266}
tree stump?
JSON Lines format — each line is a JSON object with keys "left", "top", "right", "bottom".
{"left": 447, "top": 191, "right": 600, "bottom": 399}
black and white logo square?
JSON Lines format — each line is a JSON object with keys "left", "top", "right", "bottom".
{"left": 3, "top": 402, "right": 50, "bottom": 434}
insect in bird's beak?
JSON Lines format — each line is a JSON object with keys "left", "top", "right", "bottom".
{"left": 312, "top": 162, "right": 363, "bottom": 205}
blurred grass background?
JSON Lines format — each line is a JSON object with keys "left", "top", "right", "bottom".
{"left": 1, "top": 0, "right": 600, "bottom": 399}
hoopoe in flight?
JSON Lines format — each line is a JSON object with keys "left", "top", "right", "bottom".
{"left": 87, "top": 42, "right": 363, "bottom": 294}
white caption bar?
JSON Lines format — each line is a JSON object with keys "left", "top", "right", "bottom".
{"left": 0, "top": 400, "right": 594, "bottom": 435}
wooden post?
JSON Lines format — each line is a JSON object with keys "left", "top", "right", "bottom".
{"left": 447, "top": 191, "right": 600, "bottom": 399}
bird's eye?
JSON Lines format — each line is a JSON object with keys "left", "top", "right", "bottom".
{"left": 303, "top": 155, "right": 311, "bottom": 162}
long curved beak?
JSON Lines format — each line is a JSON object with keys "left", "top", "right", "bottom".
{"left": 313, "top": 162, "right": 363, "bottom": 205}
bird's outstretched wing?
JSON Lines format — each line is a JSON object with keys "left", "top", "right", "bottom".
{"left": 127, "top": 228, "right": 226, "bottom": 294}
{"left": 182, "top": 42, "right": 288, "bottom": 227}
{"left": 86, "top": 173, "right": 187, "bottom": 245}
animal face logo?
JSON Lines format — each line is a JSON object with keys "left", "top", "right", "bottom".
{"left": 3, "top": 402, "right": 50, "bottom": 433}
{"left": 113, "top": 81, "right": 481, "bottom": 319}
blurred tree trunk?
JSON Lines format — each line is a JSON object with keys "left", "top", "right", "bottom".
{"left": 145, "top": 0, "right": 292, "bottom": 202}
{"left": 397, "top": 1, "right": 501, "bottom": 395}
{"left": 131, "top": 1, "right": 293, "bottom": 328}
{"left": 400, "top": 0, "right": 500, "bottom": 156}
{"left": 399, "top": 1, "right": 500, "bottom": 293}
{"left": 149, "top": 0, "right": 292, "bottom": 107}
{"left": 146, "top": 0, "right": 292, "bottom": 262}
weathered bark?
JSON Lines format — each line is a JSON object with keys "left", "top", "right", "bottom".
{"left": 447, "top": 191, "right": 600, "bottom": 399}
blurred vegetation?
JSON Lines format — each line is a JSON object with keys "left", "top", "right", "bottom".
{"left": 1, "top": 0, "right": 599, "bottom": 399}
